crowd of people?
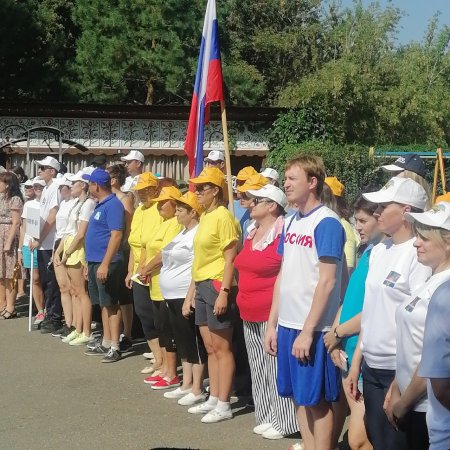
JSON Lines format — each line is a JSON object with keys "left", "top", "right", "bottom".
{"left": 1, "top": 149, "right": 450, "bottom": 450}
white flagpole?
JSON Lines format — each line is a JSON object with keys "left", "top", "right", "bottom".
{"left": 28, "top": 252, "right": 34, "bottom": 332}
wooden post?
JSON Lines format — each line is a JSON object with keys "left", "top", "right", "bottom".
{"left": 220, "top": 100, "right": 234, "bottom": 215}
{"left": 438, "top": 148, "right": 447, "bottom": 194}
{"left": 432, "top": 156, "right": 439, "bottom": 204}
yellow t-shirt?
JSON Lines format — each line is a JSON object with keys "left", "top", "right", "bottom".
{"left": 146, "top": 216, "right": 183, "bottom": 301}
{"left": 341, "top": 218, "right": 360, "bottom": 269}
{"left": 192, "top": 206, "right": 240, "bottom": 282}
{"left": 128, "top": 203, "right": 163, "bottom": 274}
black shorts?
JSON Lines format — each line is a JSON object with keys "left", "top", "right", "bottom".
{"left": 152, "top": 300, "right": 176, "bottom": 352}
{"left": 87, "top": 262, "right": 122, "bottom": 307}
{"left": 117, "top": 257, "right": 133, "bottom": 306}
{"left": 195, "top": 280, "right": 236, "bottom": 330}
{"left": 166, "top": 298, "right": 207, "bottom": 364}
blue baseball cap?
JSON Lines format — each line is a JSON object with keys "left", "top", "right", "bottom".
{"left": 82, "top": 168, "right": 110, "bottom": 186}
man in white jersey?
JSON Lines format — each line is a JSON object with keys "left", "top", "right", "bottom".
{"left": 121, "top": 150, "right": 144, "bottom": 191}
{"left": 265, "top": 155, "right": 345, "bottom": 450}
{"left": 29, "top": 156, "right": 62, "bottom": 333}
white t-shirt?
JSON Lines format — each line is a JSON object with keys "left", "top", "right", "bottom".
{"left": 419, "top": 279, "right": 450, "bottom": 450}
{"left": 361, "top": 237, "right": 431, "bottom": 370}
{"left": 395, "top": 269, "right": 450, "bottom": 412}
{"left": 39, "top": 181, "right": 61, "bottom": 250}
{"left": 21, "top": 199, "right": 40, "bottom": 247}
{"left": 55, "top": 198, "right": 77, "bottom": 240}
{"left": 278, "top": 205, "right": 346, "bottom": 331}
{"left": 62, "top": 197, "right": 96, "bottom": 236}
{"left": 159, "top": 225, "right": 197, "bottom": 300}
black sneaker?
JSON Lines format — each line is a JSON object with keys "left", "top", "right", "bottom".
{"left": 51, "top": 324, "right": 69, "bottom": 337}
{"left": 101, "top": 348, "right": 122, "bottom": 363}
{"left": 119, "top": 336, "right": 133, "bottom": 352}
{"left": 84, "top": 344, "right": 109, "bottom": 356}
{"left": 86, "top": 336, "right": 102, "bottom": 350}
{"left": 40, "top": 320, "right": 63, "bottom": 334}
{"left": 59, "top": 325, "right": 76, "bottom": 339}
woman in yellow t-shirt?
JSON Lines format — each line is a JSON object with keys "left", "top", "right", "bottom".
{"left": 186, "top": 167, "right": 240, "bottom": 423}
{"left": 139, "top": 186, "right": 183, "bottom": 390}
{"left": 126, "top": 172, "right": 163, "bottom": 373}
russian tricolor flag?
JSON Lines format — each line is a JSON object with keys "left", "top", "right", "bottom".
{"left": 184, "top": 0, "right": 224, "bottom": 177}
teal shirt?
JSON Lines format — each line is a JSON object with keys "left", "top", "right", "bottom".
{"left": 339, "top": 245, "right": 372, "bottom": 365}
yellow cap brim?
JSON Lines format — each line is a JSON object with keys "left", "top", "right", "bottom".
{"left": 237, "top": 184, "right": 265, "bottom": 193}
{"left": 152, "top": 194, "right": 174, "bottom": 202}
{"left": 133, "top": 182, "right": 157, "bottom": 191}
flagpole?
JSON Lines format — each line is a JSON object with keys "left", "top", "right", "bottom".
{"left": 220, "top": 100, "right": 234, "bottom": 215}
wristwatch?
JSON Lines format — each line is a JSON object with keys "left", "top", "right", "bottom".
{"left": 220, "top": 287, "right": 230, "bottom": 294}
{"left": 334, "top": 327, "right": 342, "bottom": 340}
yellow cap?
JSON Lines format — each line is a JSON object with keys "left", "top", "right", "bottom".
{"left": 133, "top": 172, "right": 158, "bottom": 190}
{"left": 175, "top": 191, "right": 205, "bottom": 216}
{"left": 236, "top": 173, "right": 269, "bottom": 193}
{"left": 236, "top": 166, "right": 258, "bottom": 181}
{"left": 435, "top": 192, "right": 450, "bottom": 204}
{"left": 189, "top": 167, "right": 226, "bottom": 190}
{"left": 325, "top": 176, "right": 345, "bottom": 197}
{"left": 152, "top": 186, "right": 182, "bottom": 202}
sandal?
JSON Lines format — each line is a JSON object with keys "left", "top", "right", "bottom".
{"left": 0, "top": 310, "right": 17, "bottom": 320}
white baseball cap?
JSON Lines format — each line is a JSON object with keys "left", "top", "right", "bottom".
{"left": 405, "top": 202, "right": 450, "bottom": 231}
{"left": 261, "top": 168, "right": 279, "bottom": 182}
{"left": 34, "top": 156, "right": 61, "bottom": 171}
{"left": 53, "top": 173, "right": 73, "bottom": 187}
{"left": 121, "top": 175, "right": 138, "bottom": 193}
{"left": 121, "top": 150, "right": 144, "bottom": 163}
{"left": 24, "top": 179, "right": 34, "bottom": 187}
{"left": 67, "top": 167, "right": 95, "bottom": 182}
{"left": 32, "top": 176, "right": 47, "bottom": 187}
{"left": 247, "top": 184, "right": 288, "bottom": 210}
{"left": 204, "top": 150, "right": 224, "bottom": 162}
{"left": 363, "top": 176, "right": 428, "bottom": 210}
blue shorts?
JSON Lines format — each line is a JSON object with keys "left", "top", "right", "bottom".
{"left": 277, "top": 325, "right": 341, "bottom": 407}
{"left": 22, "top": 245, "right": 38, "bottom": 269}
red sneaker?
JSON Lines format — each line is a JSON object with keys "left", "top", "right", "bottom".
{"left": 151, "top": 376, "right": 181, "bottom": 390}
{"left": 144, "top": 373, "right": 163, "bottom": 385}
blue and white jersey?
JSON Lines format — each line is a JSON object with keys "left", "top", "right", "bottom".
{"left": 278, "top": 205, "right": 345, "bottom": 331}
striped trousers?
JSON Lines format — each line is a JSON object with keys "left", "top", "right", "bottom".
{"left": 243, "top": 320, "right": 298, "bottom": 435}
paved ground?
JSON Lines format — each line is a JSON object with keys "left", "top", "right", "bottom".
{"left": 1, "top": 314, "right": 307, "bottom": 450}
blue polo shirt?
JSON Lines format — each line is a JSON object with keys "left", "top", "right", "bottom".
{"left": 85, "top": 194, "right": 124, "bottom": 263}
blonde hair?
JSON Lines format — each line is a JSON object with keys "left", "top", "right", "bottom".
{"left": 415, "top": 222, "right": 450, "bottom": 249}
{"left": 285, "top": 154, "right": 326, "bottom": 196}
{"left": 402, "top": 170, "right": 432, "bottom": 209}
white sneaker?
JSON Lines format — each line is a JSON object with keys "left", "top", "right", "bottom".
{"left": 164, "top": 387, "right": 192, "bottom": 399}
{"left": 143, "top": 352, "right": 154, "bottom": 360}
{"left": 188, "top": 401, "right": 216, "bottom": 414}
{"left": 253, "top": 423, "right": 272, "bottom": 435}
{"left": 262, "top": 425, "right": 284, "bottom": 440}
{"left": 178, "top": 392, "right": 207, "bottom": 406}
{"left": 61, "top": 330, "right": 79, "bottom": 343}
{"left": 141, "top": 366, "right": 155, "bottom": 374}
{"left": 69, "top": 332, "right": 91, "bottom": 346}
{"left": 201, "top": 407, "right": 233, "bottom": 423}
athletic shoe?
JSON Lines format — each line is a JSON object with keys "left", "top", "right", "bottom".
{"left": 141, "top": 366, "right": 156, "bottom": 374}
{"left": 51, "top": 324, "right": 69, "bottom": 337}
{"left": 84, "top": 344, "right": 109, "bottom": 356}
{"left": 33, "top": 312, "right": 45, "bottom": 326}
{"left": 61, "top": 330, "right": 80, "bottom": 344}
{"left": 101, "top": 348, "right": 121, "bottom": 363}
{"left": 201, "top": 408, "right": 233, "bottom": 423}
{"left": 262, "top": 426, "right": 284, "bottom": 440}
{"left": 40, "top": 320, "right": 62, "bottom": 334}
{"left": 60, "top": 326, "right": 76, "bottom": 339}
{"left": 119, "top": 336, "right": 133, "bottom": 352}
{"left": 253, "top": 423, "right": 272, "bottom": 435}
{"left": 188, "top": 401, "right": 217, "bottom": 415}
{"left": 143, "top": 372, "right": 163, "bottom": 385}
{"left": 151, "top": 376, "right": 181, "bottom": 390}
{"left": 86, "top": 336, "right": 102, "bottom": 350}
{"left": 164, "top": 387, "right": 192, "bottom": 399}
{"left": 143, "top": 352, "right": 154, "bottom": 360}
{"left": 69, "top": 332, "right": 91, "bottom": 346}
{"left": 178, "top": 392, "right": 207, "bottom": 406}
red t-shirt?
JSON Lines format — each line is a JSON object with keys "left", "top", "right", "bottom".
{"left": 234, "top": 236, "right": 282, "bottom": 322}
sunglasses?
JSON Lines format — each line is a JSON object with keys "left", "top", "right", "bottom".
{"left": 195, "top": 185, "right": 213, "bottom": 194}
{"left": 252, "top": 197, "right": 274, "bottom": 205}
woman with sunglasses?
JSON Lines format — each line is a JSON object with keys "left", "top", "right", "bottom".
{"left": 159, "top": 192, "right": 208, "bottom": 406}
{"left": 0, "top": 172, "right": 24, "bottom": 319}
{"left": 234, "top": 184, "right": 298, "bottom": 440}
{"left": 126, "top": 172, "right": 163, "bottom": 371}
{"left": 139, "top": 186, "right": 183, "bottom": 389}
{"left": 186, "top": 167, "right": 240, "bottom": 423}
{"left": 347, "top": 177, "right": 431, "bottom": 450}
